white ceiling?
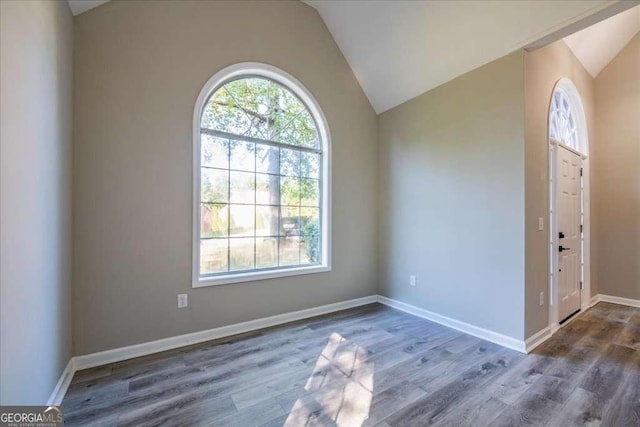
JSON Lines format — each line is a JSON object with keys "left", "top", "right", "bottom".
{"left": 305, "top": 1, "right": 630, "bottom": 113}
{"left": 67, "top": 0, "right": 637, "bottom": 112}
{"left": 67, "top": 0, "right": 110, "bottom": 16}
{"left": 564, "top": 5, "right": 640, "bottom": 78}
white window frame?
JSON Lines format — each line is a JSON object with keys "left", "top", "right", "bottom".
{"left": 192, "top": 63, "right": 331, "bottom": 287}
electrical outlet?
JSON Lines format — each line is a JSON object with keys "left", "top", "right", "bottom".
{"left": 178, "top": 294, "right": 188, "bottom": 308}
{"left": 539, "top": 291, "right": 544, "bottom": 306}
{"left": 538, "top": 217, "right": 544, "bottom": 231}
{"left": 409, "top": 275, "right": 416, "bottom": 287}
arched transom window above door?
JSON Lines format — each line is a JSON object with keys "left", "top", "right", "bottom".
{"left": 549, "top": 88, "right": 579, "bottom": 150}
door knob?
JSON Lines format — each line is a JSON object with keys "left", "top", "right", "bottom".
{"left": 559, "top": 245, "right": 571, "bottom": 252}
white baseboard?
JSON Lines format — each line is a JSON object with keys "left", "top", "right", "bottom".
{"left": 590, "top": 294, "right": 601, "bottom": 307}
{"left": 376, "top": 295, "right": 527, "bottom": 353}
{"left": 597, "top": 294, "right": 640, "bottom": 308}
{"left": 52, "top": 291, "right": 640, "bottom": 403}
{"left": 524, "top": 326, "right": 552, "bottom": 353}
{"left": 73, "top": 295, "right": 378, "bottom": 371}
{"left": 47, "top": 358, "right": 75, "bottom": 406}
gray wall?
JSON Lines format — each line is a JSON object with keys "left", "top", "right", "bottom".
{"left": 523, "top": 41, "right": 596, "bottom": 338}
{"left": 0, "top": 0, "right": 73, "bottom": 404}
{"left": 377, "top": 52, "right": 526, "bottom": 340}
{"left": 73, "top": 0, "right": 378, "bottom": 355}
{"left": 594, "top": 33, "right": 640, "bottom": 301}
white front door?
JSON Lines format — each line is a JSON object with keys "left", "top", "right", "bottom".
{"left": 556, "top": 145, "right": 582, "bottom": 322}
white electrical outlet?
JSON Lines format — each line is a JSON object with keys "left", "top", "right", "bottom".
{"left": 538, "top": 217, "right": 544, "bottom": 231}
{"left": 409, "top": 275, "right": 416, "bottom": 287}
{"left": 539, "top": 291, "right": 544, "bottom": 306}
{"left": 178, "top": 294, "right": 188, "bottom": 308}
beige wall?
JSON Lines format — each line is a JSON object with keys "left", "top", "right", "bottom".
{"left": 0, "top": 1, "right": 74, "bottom": 404}
{"left": 73, "top": 0, "right": 378, "bottom": 355}
{"left": 378, "top": 52, "right": 526, "bottom": 340}
{"left": 594, "top": 33, "right": 640, "bottom": 301}
{"left": 524, "top": 41, "right": 596, "bottom": 338}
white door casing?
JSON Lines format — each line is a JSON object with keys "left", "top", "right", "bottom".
{"left": 556, "top": 145, "right": 582, "bottom": 322}
{"left": 548, "top": 78, "right": 590, "bottom": 332}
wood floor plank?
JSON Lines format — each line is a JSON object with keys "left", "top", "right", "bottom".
{"left": 362, "top": 381, "right": 426, "bottom": 426}
{"left": 601, "top": 370, "right": 640, "bottom": 427}
{"left": 62, "top": 302, "right": 640, "bottom": 426}
{"left": 579, "top": 343, "right": 636, "bottom": 399}
{"left": 117, "top": 394, "right": 236, "bottom": 427}
{"left": 482, "top": 352, "right": 550, "bottom": 405}
{"left": 212, "top": 398, "right": 286, "bottom": 427}
{"left": 382, "top": 347, "right": 524, "bottom": 425}
{"left": 431, "top": 395, "right": 507, "bottom": 427}
{"left": 492, "top": 391, "right": 561, "bottom": 426}
{"left": 547, "top": 386, "right": 605, "bottom": 426}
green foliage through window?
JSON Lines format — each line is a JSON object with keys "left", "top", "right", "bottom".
{"left": 199, "top": 76, "right": 324, "bottom": 276}
{"left": 201, "top": 78, "right": 319, "bottom": 149}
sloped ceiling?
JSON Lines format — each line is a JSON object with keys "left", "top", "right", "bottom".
{"left": 68, "top": 1, "right": 636, "bottom": 111}
{"left": 564, "top": 5, "right": 640, "bottom": 77}
{"left": 305, "top": 1, "right": 630, "bottom": 113}
{"left": 67, "top": 0, "right": 109, "bottom": 16}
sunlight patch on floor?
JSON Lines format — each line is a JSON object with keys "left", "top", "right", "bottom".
{"left": 284, "top": 332, "right": 374, "bottom": 426}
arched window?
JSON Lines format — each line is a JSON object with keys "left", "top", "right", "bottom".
{"left": 549, "top": 88, "right": 579, "bottom": 149}
{"left": 193, "top": 64, "right": 330, "bottom": 286}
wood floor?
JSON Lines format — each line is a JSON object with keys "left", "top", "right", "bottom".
{"left": 62, "top": 302, "right": 640, "bottom": 426}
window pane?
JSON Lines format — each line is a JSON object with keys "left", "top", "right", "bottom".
{"left": 201, "top": 135, "right": 229, "bottom": 169}
{"left": 280, "top": 177, "right": 300, "bottom": 206}
{"left": 256, "top": 237, "right": 278, "bottom": 269}
{"left": 230, "top": 171, "right": 255, "bottom": 203}
{"left": 230, "top": 140, "right": 255, "bottom": 172}
{"left": 551, "top": 90, "right": 580, "bottom": 149}
{"left": 201, "top": 204, "right": 228, "bottom": 238}
{"left": 256, "top": 145, "right": 279, "bottom": 174}
{"left": 198, "top": 76, "right": 325, "bottom": 279}
{"left": 202, "top": 89, "right": 253, "bottom": 136}
{"left": 278, "top": 109, "right": 319, "bottom": 149}
{"left": 202, "top": 78, "right": 270, "bottom": 139}
{"left": 300, "top": 178, "right": 319, "bottom": 207}
{"left": 278, "top": 236, "right": 300, "bottom": 266}
{"left": 280, "top": 206, "right": 300, "bottom": 237}
{"left": 256, "top": 205, "right": 279, "bottom": 237}
{"left": 200, "top": 239, "right": 228, "bottom": 274}
{"left": 301, "top": 207, "right": 320, "bottom": 264}
{"left": 229, "top": 204, "right": 255, "bottom": 237}
{"left": 301, "top": 207, "right": 319, "bottom": 225}
{"left": 301, "top": 152, "right": 320, "bottom": 178}
{"left": 280, "top": 148, "right": 300, "bottom": 177}
{"left": 229, "top": 238, "right": 255, "bottom": 271}
{"left": 256, "top": 173, "right": 280, "bottom": 205}
{"left": 201, "top": 169, "right": 228, "bottom": 203}
{"left": 268, "top": 82, "right": 301, "bottom": 141}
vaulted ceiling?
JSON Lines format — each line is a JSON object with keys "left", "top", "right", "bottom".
{"left": 564, "top": 5, "right": 640, "bottom": 77}
{"left": 68, "top": 0, "right": 638, "bottom": 113}
{"left": 305, "top": 1, "right": 635, "bottom": 113}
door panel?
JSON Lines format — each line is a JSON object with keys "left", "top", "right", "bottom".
{"left": 557, "top": 145, "right": 582, "bottom": 322}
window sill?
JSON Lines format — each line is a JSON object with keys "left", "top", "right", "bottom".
{"left": 193, "top": 264, "right": 331, "bottom": 288}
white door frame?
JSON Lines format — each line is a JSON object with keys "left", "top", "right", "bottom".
{"left": 549, "top": 140, "right": 590, "bottom": 331}
{"left": 548, "top": 78, "right": 591, "bottom": 334}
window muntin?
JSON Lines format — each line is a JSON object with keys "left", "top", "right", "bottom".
{"left": 549, "top": 89, "right": 578, "bottom": 149}
{"left": 198, "top": 77, "right": 323, "bottom": 280}
{"left": 201, "top": 77, "right": 320, "bottom": 149}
